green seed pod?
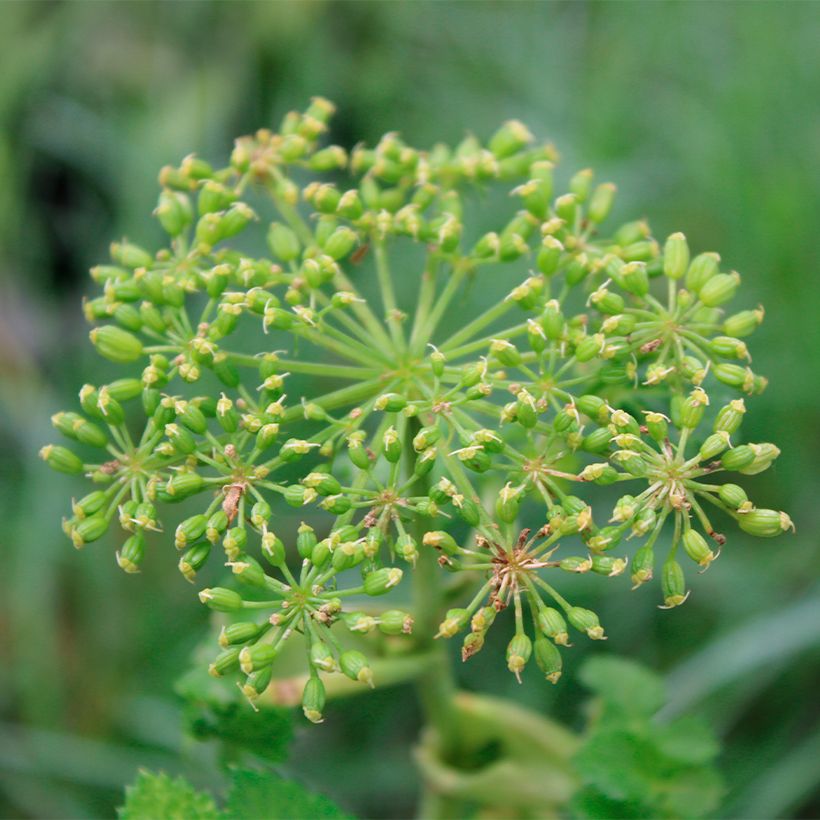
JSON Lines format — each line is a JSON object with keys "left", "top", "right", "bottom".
{"left": 724, "top": 307, "right": 764, "bottom": 338}
{"left": 219, "top": 622, "right": 260, "bottom": 648}
{"left": 284, "top": 485, "right": 315, "bottom": 507}
{"left": 685, "top": 251, "right": 720, "bottom": 293}
{"left": 178, "top": 541, "right": 211, "bottom": 582}
{"left": 738, "top": 509, "right": 793, "bottom": 538}
{"left": 739, "top": 442, "right": 780, "bottom": 475}
{"left": 71, "top": 514, "right": 109, "bottom": 548}
{"left": 382, "top": 427, "right": 402, "bottom": 463}
{"left": 111, "top": 240, "right": 153, "bottom": 269}
{"left": 378, "top": 610, "right": 414, "bottom": 636}
{"left": 532, "top": 637, "right": 561, "bottom": 683}
{"left": 292, "top": 523, "right": 315, "bottom": 559}
{"left": 718, "top": 483, "right": 748, "bottom": 509}
{"left": 222, "top": 527, "right": 248, "bottom": 561}
{"left": 303, "top": 471, "right": 342, "bottom": 496}
{"left": 394, "top": 533, "right": 419, "bottom": 564}
{"left": 160, "top": 472, "right": 204, "bottom": 502}
{"left": 199, "top": 587, "right": 243, "bottom": 612}
{"left": 343, "top": 611, "right": 378, "bottom": 633}
{"left": 630, "top": 545, "right": 655, "bottom": 588}
{"left": 339, "top": 650, "right": 374, "bottom": 687}
{"left": 536, "top": 607, "right": 569, "bottom": 645}
{"left": 679, "top": 388, "right": 708, "bottom": 429}
{"left": 711, "top": 336, "right": 749, "bottom": 360}
{"left": 73, "top": 490, "right": 108, "bottom": 518}
{"left": 208, "top": 647, "right": 241, "bottom": 678}
{"left": 422, "top": 531, "right": 458, "bottom": 556}
{"left": 175, "top": 514, "right": 208, "bottom": 550}
{"left": 324, "top": 226, "right": 358, "bottom": 261}
{"left": 267, "top": 222, "right": 301, "bottom": 262}
{"left": 714, "top": 398, "right": 746, "bottom": 434}
{"left": 310, "top": 641, "right": 337, "bottom": 673}
{"left": 644, "top": 411, "right": 669, "bottom": 443}
{"left": 363, "top": 567, "right": 403, "bottom": 596}
{"left": 206, "top": 510, "right": 229, "bottom": 543}
{"left": 506, "top": 634, "right": 532, "bottom": 680}
{"left": 567, "top": 607, "right": 605, "bottom": 640}
{"left": 489, "top": 119, "right": 533, "bottom": 159}
{"left": 663, "top": 232, "right": 689, "bottom": 280}
{"left": 239, "top": 642, "right": 278, "bottom": 674}
{"left": 89, "top": 325, "right": 143, "bottom": 363}
{"left": 721, "top": 445, "right": 755, "bottom": 471}
{"left": 155, "top": 189, "right": 193, "bottom": 236}
{"left": 438, "top": 608, "right": 470, "bottom": 638}
{"left": 230, "top": 553, "right": 268, "bottom": 587}
{"left": 242, "top": 666, "right": 273, "bottom": 701}
{"left": 257, "top": 529, "right": 284, "bottom": 566}
{"left": 661, "top": 560, "right": 688, "bottom": 608}
{"left": 588, "top": 182, "right": 616, "bottom": 224}
{"left": 699, "top": 432, "right": 731, "bottom": 461}
{"left": 106, "top": 378, "right": 144, "bottom": 402}
{"left": 40, "top": 444, "right": 84, "bottom": 475}
{"left": 699, "top": 271, "right": 740, "bottom": 307}
{"left": 165, "top": 423, "right": 196, "bottom": 454}
{"left": 302, "top": 677, "right": 326, "bottom": 724}
{"left": 682, "top": 529, "right": 716, "bottom": 568}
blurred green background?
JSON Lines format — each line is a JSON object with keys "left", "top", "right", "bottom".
{"left": 1, "top": 1, "right": 819, "bottom": 817}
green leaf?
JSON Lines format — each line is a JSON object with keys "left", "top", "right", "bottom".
{"left": 579, "top": 656, "right": 666, "bottom": 717}
{"left": 575, "top": 730, "right": 656, "bottom": 803}
{"left": 570, "top": 786, "right": 645, "bottom": 819}
{"left": 119, "top": 770, "right": 219, "bottom": 820}
{"left": 185, "top": 700, "right": 294, "bottom": 764}
{"left": 649, "top": 716, "right": 720, "bottom": 766}
{"left": 222, "top": 768, "right": 352, "bottom": 820}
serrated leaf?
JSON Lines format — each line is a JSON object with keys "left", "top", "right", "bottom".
{"left": 579, "top": 656, "right": 666, "bottom": 717}
{"left": 119, "top": 770, "right": 219, "bottom": 820}
{"left": 223, "top": 768, "right": 351, "bottom": 820}
{"left": 185, "top": 700, "right": 294, "bottom": 764}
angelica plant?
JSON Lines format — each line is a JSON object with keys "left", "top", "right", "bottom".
{"left": 43, "top": 98, "right": 791, "bottom": 726}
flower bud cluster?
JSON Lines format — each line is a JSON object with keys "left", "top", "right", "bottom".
{"left": 43, "top": 99, "right": 790, "bottom": 704}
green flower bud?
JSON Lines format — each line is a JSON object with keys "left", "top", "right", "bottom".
{"left": 198, "top": 587, "right": 243, "bottom": 612}
{"left": 40, "top": 444, "right": 84, "bottom": 475}
{"left": 738, "top": 509, "right": 794, "bottom": 538}
{"left": 661, "top": 560, "right": 688, "bottom": 608}
{"left": 663, "top": 232, "right": 689, "bottom": 280}
{"left": 111, "top": 241, "right": 153, "bottom": 269}
{"left": 267, "top": 222, "right": 301, "bottom": 262}
{"left": 363, "top": 567, "right": 403, "bottom": 596}
{"left": 302, "top": 677, "right": 326, "bottom": 724}
{"left": 339, "top": 650, "right": 373, "bottom": 687}
{"left": 567, "top": 607, "right": 605, "bottom": 640}
{"left": 89, "top": 325, "right": 143, "bottom": 363}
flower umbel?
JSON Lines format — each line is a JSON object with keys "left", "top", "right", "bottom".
{"left": 43, "top": 99, "right": 791, "bottom": 706}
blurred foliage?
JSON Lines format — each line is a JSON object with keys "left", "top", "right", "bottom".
{"left": 0, "top": 1, "right": 818, "bottom": 818}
